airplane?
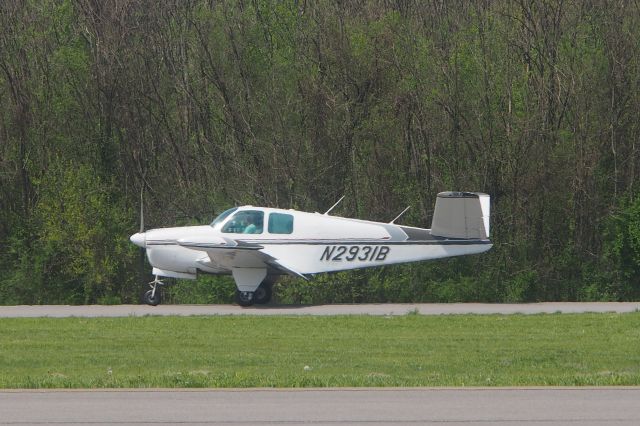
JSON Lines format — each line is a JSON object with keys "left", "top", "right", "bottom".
{"left": 129, "top": 191, "right": 492, "bottom": 306}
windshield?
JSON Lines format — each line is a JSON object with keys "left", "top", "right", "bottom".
{"left": 222, "top": 210, "right": 264, "bottom": 234}
{"left": 210, "top": 207, "right": 238, "bottom": 228}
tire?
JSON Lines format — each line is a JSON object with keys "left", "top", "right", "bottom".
{"left": 143, "top": 289, "right": 161, "bottom": 306}
{"left": 235, "top": 290, "right": 254, "bottom": 307}
{"left": 253, "top": 281, "right": 273, "bottom": 305}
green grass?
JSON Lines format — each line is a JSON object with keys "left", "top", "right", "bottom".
{"left": 0, "top": 313, "right": 639, "bottom": 388}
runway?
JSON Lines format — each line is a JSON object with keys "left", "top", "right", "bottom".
{"left": 1, "top": 388, "right": 639, "bottom": 425}
{"left": 0, "top": 302, "right": 638, "bottom": 317}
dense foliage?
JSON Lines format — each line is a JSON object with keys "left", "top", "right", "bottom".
{"left": 1, "top": 0, "right": 639, "bottom": 304}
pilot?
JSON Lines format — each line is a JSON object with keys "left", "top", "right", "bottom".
{"left": 243, "top": 214, "right": 258, "bottom": 234}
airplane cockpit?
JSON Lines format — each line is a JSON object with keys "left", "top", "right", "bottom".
{"left": 210, "top": 207, "right": 294, "bottom": 235}
{"left": 222, "top": 210, "right": 264, "bottom": 234}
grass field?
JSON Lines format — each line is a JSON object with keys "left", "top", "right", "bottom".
{"left": 0, "top": 313, "right": 639, "bottom": 388}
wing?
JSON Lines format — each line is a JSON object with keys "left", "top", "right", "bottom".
{"left": 177, "top": 237, "right": 309, "bottom": 280}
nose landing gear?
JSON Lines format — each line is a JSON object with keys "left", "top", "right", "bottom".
{"left": 143, "top": 276, "right": 164, "bottom": 306}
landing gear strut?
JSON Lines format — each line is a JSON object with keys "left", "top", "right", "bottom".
{"left": 143, "top": 275, "right": 164, "bottom": 306}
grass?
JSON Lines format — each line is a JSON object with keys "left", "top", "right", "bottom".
{"left": 0, "top": 313, "right": 639, "bottom": 388}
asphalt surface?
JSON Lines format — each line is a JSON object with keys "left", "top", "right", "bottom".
{"left": 1, "top": 388, "right": 639, "bottom": 425}
{"left": 0, "top": 302, "right": 638, "bottom": 317}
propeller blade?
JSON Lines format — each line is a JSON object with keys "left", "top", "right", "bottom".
{"left": 139, "top": 185, "right": 145, "bottom": 233}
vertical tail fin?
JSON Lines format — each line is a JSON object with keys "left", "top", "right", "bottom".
{"left": 430, "top": 192, "right": 490, "bottom": 239}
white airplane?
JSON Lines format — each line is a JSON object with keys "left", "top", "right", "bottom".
{"left": 130, "top": 191, "right": 492, "bottom": 306}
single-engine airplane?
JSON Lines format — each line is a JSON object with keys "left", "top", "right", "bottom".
{"left": 130, "top": 191, "right": 492, "bottom": 306}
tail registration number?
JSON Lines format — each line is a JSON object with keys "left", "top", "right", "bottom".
{"left": 320, "top": 245, "right": 390, "bottom": 262}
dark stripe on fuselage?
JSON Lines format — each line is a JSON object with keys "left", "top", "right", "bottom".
{"left": 147, "top": 239, "right": 491, "bottom": 247}
{"left": 399, "top": 226, "right": 432, "bottom": 241}
{"left": 145, "top": 240, "right": 177, "bottom": 246}
{"left": 249, "top": 240, "right": 491, "bottom": 246}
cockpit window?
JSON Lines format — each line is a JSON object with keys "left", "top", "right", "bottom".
{"left": 221, "top": 210, "right": 264, "bottom": 234}
{"left": 210, "top": 207, "right": 238, "bottom": 228}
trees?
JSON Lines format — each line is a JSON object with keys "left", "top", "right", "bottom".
{"left": 0, "top": 0, "right": 639, "bottom": 304}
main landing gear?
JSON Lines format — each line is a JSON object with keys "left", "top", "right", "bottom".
{"left": 141, "top": 275, "right": 276, "bottom": 307}
{"left": 143, "top": 276, "right": 164, "bottom": 306}
{"left": 235, "top": 279, "right": 274, "bottom": 307}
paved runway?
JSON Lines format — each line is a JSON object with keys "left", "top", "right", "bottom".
{"left": 0, "top": 302, "right": 638, "bottom": 317}
{"left": 1, "top": 388, "right": 639, "bottom": 425}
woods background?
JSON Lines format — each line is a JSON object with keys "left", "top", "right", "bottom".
{"left": 1, "top": 0, "right": 640, "bottom": 305}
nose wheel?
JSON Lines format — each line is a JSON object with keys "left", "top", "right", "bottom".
{"left": 143, "top": 276, "right": 164, "bottom": 306}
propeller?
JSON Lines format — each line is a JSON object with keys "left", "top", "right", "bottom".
{"left": 139, "top": 184, "right": 144, "bottom": 233}
{"left": 130, "top": 185, "right": 147, "bottom": 248}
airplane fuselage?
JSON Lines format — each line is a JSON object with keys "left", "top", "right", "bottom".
{"left": 130, "top": 192, "right": 492, "bottom": 305}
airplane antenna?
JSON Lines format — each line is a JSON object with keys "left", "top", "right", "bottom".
{"left": 139, "top": 185, "right": 145, "bottom": 233}
{"left": 323, "top": 195, "right": 345, "bottom": 215}
{"left": 389, "top": 206, "right": 410, "bottom": 224}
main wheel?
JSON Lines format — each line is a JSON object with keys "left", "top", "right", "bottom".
{"left": 235, "top": 290, "right": 254, "bottom": 307}
{"left": 143, "top": 289, "right": 161, "bottom": 306}
{"left": 253, "top": 281, "right": 273, "bottom": 305}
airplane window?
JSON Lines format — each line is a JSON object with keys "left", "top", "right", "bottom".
{"left": 210, "top": 207, "right": 238, "bottom": 228}
{"left": 268, "top": 213, "right": 294, "bottom": 234}
{"left": 221, "top": 210, "right": 264, "bottom": 234}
